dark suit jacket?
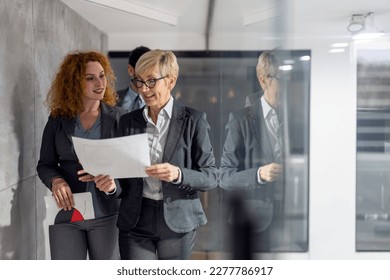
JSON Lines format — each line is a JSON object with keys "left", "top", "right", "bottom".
{"left": 36, "top": 103, "right": 125, "bottom": 216}
{"left": 116, "top": 88, "right": 128, "bottom": 108}
{"left": 244, "top": 90, "right": 263, "bottom": 107}
{"left": 114, "top": 99, "right": 218, "bottom": 233}
{"left": 219, "top": 98, "right": 278, "bottom": 232}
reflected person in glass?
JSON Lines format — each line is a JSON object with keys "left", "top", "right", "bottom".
{"left": 220, "top": 50, "right": 284, "bottom": 253}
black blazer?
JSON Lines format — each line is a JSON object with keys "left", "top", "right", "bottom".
{"left": 36, "top": 103, "right": 125, "bottom": 216}
{"left": 219, "top": 98, "right": 278, "bottom": 232}
{"left": 114, "top": 99, "right": 218, "bottom": 233}
{"left": 116, "top": 88, "right": 127, "bottom": 108}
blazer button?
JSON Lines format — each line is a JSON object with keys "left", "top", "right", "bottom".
{"left": 165, "top": 197, "right": 171, "bottom": 203}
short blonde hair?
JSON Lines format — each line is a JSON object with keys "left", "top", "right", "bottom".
{"left": 256, "top": 51, "right": 279, "bottom": 78}
{"left": 135, "top": 49, "right": 179, "bottom": 79}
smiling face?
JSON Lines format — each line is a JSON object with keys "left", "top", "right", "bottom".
{"left": 82, "top": 61, "right": 107, "bottom": 103}
{"left": 136, "top": 66, "right": 176, "bottom": 113}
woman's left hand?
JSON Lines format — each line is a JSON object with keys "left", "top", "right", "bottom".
{"left": 146, "top": 163, "right": 180, "bottom": 183}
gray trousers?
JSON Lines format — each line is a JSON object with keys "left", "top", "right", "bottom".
{"left": 119, "top": 198, "right": 195, "bottom": 260}
{"left": 49, "top": 214, "right": 119, "bottom": 260}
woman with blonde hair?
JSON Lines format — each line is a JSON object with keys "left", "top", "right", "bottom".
{"left": 112, "top": 50, "right": 218, "bottom": 260}
{"left": 37, "top": 50, "right": 125, "bottom": 259}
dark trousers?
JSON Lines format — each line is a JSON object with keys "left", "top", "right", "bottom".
{"left": 49, "top": 214, "right": 119, "bottom": 260}
{"left": 119, "top": 198, "right": 195, "bottom": 260}
{"left": 223, "top": 222, "right": 273, "bottom": 259}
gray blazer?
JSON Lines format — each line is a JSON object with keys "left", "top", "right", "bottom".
{"left": 244, "top": 90, "right": 263, "bottom": 107}
{"left": 114, "top": 100, "right": 218, "bottom": 233}
{"left": 219, "top": 98, "right": 278, "bottom": 232}
{"left": 36, "top": 103, "right": 125, "bottom": 216}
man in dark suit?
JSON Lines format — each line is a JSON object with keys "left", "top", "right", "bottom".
{"left": 116, "top": 46, "right": 150, "bottom": 111}
{"left": 108, "top": 50, "right": 218, "bottom": 260}
{"left": 220, "top": 51, "right": 283, "bottom": 254}
{"left": 245, "top": 90, "right": 263, "bottom": 107}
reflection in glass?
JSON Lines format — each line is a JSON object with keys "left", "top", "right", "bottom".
{"left": 175, "top": 50, "right": 310, "bottom": 256}
{"left": 356, "top": 49, "right": 390, "bottom": 251}
{"left": 109, "top": 50, "right": 310, "bottom": 258}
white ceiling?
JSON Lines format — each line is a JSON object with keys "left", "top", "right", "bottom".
{"left": 61, "top": 0, "right": 390, "bottom": 50}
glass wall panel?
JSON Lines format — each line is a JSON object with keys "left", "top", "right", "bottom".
{"left": 109, "top": 49, "right": 310, "bottom": 257}
{"left": 356, "top": 49, "right": 390, "bottom": 251}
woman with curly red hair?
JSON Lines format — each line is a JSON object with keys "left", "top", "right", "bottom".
{"left": 37, "top": 50, "right": 125, "bottom": 259}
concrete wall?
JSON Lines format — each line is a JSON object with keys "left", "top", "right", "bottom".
{"left": 0, "top": 0, "right": 107, "bottom": 259}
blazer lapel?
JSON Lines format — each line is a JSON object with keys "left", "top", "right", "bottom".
{"left": 249, "top": 99, "right": 274, "bottom": 163}
{"left": 100, "top": 103, "right": 116, "bottom": 139}
{"left": 163, "top": 101, "right": 185, "bottom": 162}
{"left": 131, "top": 110, "right": 147, "bottom": 133}
{"left": 61, "top": 117, "right": 75, "bottom": 143}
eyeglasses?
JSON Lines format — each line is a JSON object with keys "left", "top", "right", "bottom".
{"left": 131, "top": 76, "right": 167, "bottom": 89}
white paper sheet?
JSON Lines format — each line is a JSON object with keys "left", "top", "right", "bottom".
{"left": 72, "top": 134, "right": 150, "bottom": 178}
{"left": 44, "top": 192, "right": 95, "bottom": 225}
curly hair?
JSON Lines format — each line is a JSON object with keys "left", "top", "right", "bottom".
{"left": 45, "top": 50, "right": 117, "bottom": 118}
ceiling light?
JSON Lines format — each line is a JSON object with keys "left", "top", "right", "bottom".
{"left": 331, "top": 43, "right": 349, "bottom": 48}
{"left": 347, "top": 14, "right": 365, "bottom": 33}
{"left": 329, "top": 48, "right": 345, "bottom": 53}
{"left": 347, "top": 12, "right": 384, "bottom": 40}
{"left": 279, "top": 65, "right": 293, "bottom": 71}
{"left": 299, "top": 55, "right": 311, "bottom": 61}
